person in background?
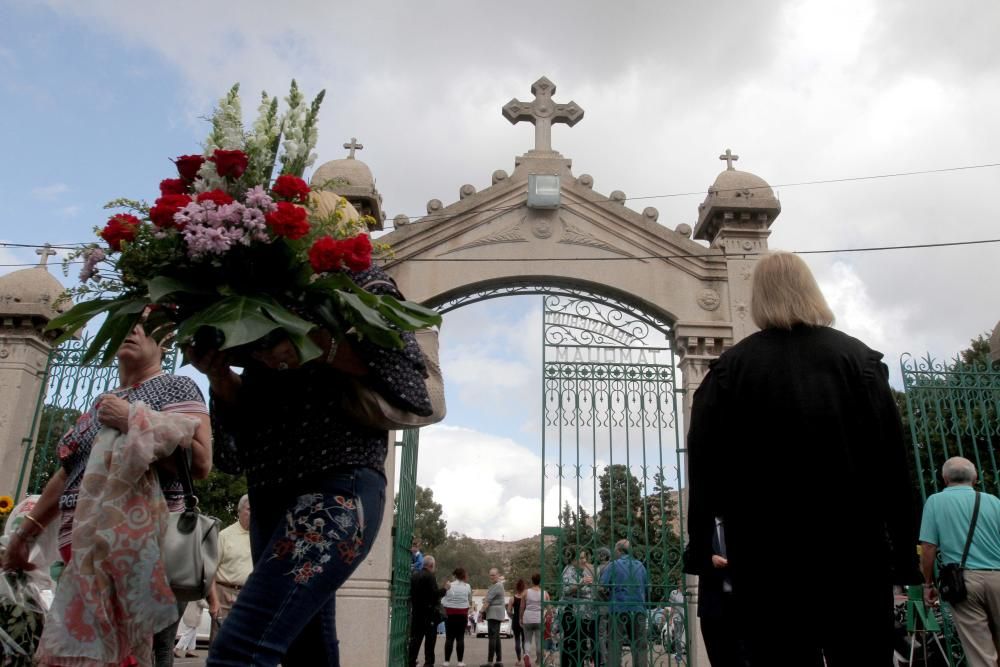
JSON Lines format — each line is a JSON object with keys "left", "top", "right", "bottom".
{"left": 521, "top": 573, "right": 550, "bottom": 667}
{"left": 409, "top": 555, "right": 446, "bottom": 667}
{"left": 441, "top": 566, "right": 473, "bottom": 667}
{"left": 920, "top": 457, "right": 1000, "bottom": 667}
{"left": 594, "top": 547, "right": 612, "bottom": 667}
{"left": 210, "top": 493, "right": 252, "bottom": 641}
{"left": 483, "top": 567, "right": 507, "bottom": 667}
{"left": 412, "top": 537, "right": 425, "bottom": 573}
{"left": 174, "top": 600, "right": 207, "bottom": 659}
{"left": 600, "top": 540, "right": 649, "bottom": 667}
{"left": 686, "top": 251, "right": 919, "bottom": 666}
{"left": 508, "top": 578, "right": 527, "bottom": 665}
{"left": 560, "top": 548, "right": 596, "bottom": 667}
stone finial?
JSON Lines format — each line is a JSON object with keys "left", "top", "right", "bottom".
{"left": 610, "top": 190, "right": 626, "bottom": 205}
{"left": 502, "top": 77, "right": 584, "bottom": 152}
{"left": 577, "top": 174, "right": 594, "bottom": 189}
{"left": 675, "top": 223, "right": 693, "bottom": 238}
{"left": 460, "top": 184, "right": 476, "bottom": 199}
{"left": 643, "top": 207, "right": 659, "bottom": 222}
{"left": 492, "top": 170, "right": 508, "bottom": 185}
{"left": 393, "top": 214, "right": 410, "bottom": 228}
{"left": 719, "top": 148, "right": 739, "bottom": 171}
{"left": 343, "top": 137, "right": 364, "bottom": 159}
{"left": 427, "top": 199, "right": 443, "bottom": 214}
{"left": 35, "top": 244, "right": 56, "bottom": 267}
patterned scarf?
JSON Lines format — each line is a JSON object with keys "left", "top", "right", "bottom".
{"left": 36, "top": 402, "right": 199, "bottom": 667}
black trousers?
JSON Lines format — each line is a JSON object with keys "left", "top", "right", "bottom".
{"left": 700, "top": 614, "right": 749, "bottom": 667}
{"left": 444, "top": 614, "right": 466, "bottom": 662}
{"left": 488, "top": 618, "right": 503, "bottom": 662}
{"left": 409, "top": 615, "right": 438, "bottom": 667}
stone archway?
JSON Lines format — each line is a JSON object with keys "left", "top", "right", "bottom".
{"left": 331, "top": 77, "right": 780, "bottom": 667}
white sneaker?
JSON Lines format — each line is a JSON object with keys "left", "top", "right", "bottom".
{"left": 442, "top": 663, "right": 450, "bottom": 666}
{"left": 457, "top": 663, "right": 466, "bottom": 667}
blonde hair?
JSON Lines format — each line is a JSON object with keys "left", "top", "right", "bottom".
{"left": 750, "top": 252, "right": 834, "bottom": 330}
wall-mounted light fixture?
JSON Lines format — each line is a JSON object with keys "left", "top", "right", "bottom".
{"left": 527, "top": 174, "right": 560, "bottom": 209}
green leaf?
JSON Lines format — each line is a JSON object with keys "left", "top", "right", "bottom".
{"left": 257, "top": 297, "right": 322, "bottom": 363}
{"left": 377, "top": 294, "right": 443, "bottom": 329}
{"left": 147, "top": 276, "right": 212, "bottom": 302}
{"left": 175, "top": 296, "right": 281, "bottom": 350}
{"left": 89, "top": 306, "right": 146, "bottom": 366}
{"left": 336, "top": 291, "right": 404, "bottom": 349}
{"left": 46, "top": 297, "right": 125, "bottom": 344}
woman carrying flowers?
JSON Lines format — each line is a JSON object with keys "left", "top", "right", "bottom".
{"left": 47, "top": 82, "right": 441, "bottom": 667}
{"left": 190, "top": 260, "right": 431, "bottom": 666}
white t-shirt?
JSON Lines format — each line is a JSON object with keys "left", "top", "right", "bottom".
{"left": 443, "top": 580, "right": 474, "bottom": 609}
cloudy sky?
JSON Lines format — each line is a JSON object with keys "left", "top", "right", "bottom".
{"left": 2, "top": 1, "right": 999, "bottom": 540}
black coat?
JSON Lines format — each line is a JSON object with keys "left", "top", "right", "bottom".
{"left": 686, "top": 325, "right": 920, "bottom": 607}
{"left": 410, "top": 568, "right": 445, "bottom": 620}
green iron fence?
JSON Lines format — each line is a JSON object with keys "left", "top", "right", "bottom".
{"left": 16, "top": 334, "right": 178, "bottom": 499}
{"left": 387, "top": 428, "right": 419, "bottom": 667}
{"left": 541, "top": 294, "right": 686, "bottom": 666}
{"left": 902, "top": 352, "right": 1000, "bottom": 666}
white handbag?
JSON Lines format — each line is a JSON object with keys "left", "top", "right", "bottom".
{"left": 163, "top": 449, "right": 221, "bottom": 602}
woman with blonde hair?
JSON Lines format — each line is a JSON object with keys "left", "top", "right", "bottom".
{"left": 686, "top": 252, "right": 918, "bottom": 666}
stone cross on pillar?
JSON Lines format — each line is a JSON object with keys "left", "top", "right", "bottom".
{"left": 343, "top": 137, "right": 363, "bottom": 159}
{"left": 35, "top": 243, "right": 56, "bottom": 267}
{"left": 719, "top": 148, "right": 739, "bottom": 170}
{"left": 502, "top": 76, "right": 584, "bottom": 153}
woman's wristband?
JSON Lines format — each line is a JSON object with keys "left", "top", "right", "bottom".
{"left": 23, "top": 514, "right": 45, "bottom": 531}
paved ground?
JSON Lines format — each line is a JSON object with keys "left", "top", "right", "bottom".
{"left": 173, "top": 635, "right": 523, "bottom": 666}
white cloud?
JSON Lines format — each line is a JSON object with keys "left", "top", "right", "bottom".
{"left": 30, "top": 183, "right": 68, "bottom": 201}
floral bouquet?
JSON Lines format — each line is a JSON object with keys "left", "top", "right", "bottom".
{"left": 50, "top": 82, "right": 440, "bottom": 365}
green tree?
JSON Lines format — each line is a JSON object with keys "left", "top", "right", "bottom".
{"left": 27, "top": 405, "right": 81, "bottom": 493}
{"left": 194, "top": 470, "right": 247, "bottom": 526}
{"left": 596, "top": 464, "right": 644, "bottom": 546}
{"left": 435, "top": 532, "right": 492, "bottom": 588}
{"left": 394, "top": 485, "right": 447, "bottom": 552}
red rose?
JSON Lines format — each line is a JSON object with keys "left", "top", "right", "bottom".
{"left": 159, "top": 178, "right": 187, "bottom": 196}
{"left": 271, "top": 175, "right": 311, "bottom": 203}
{"left": 266, "top": 201, "right": 310, "bottom": 239}
{"left": 196, "top": 190, "right": 235, "bottom": 207}
{"left": 308, "top": 235, "right": 345, "bottom": 273}
{"left": 149, "top": 193, "right": 192, "bottom": 229}
{"left": 100, "top": 213, "right": 140, "bottom": 251}
{"left": 174, "top": 154, "right": 205, "bottom": 181}
{"left": 210, "top": 149, "right": 249, "bottom": 179}
{"left": 343, "top": 234, "right": 372, "bottom": 272}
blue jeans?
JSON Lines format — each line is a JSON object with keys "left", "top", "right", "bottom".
{"left": 207, "top": 467, "right": 386, "bottom": 666}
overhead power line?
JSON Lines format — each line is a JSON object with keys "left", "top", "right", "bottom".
{"left": 0, "top": 237, "right": 998, "bottom": 269}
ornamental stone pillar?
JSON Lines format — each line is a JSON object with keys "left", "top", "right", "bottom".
{"left": 0, "top": 255, "right": 71, "bottom": 500}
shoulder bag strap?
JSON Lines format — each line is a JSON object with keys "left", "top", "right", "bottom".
{"left": 960, "top": 491, "right": 982, "bottom": 569}
{"left": 174, "top": 447, "right": 198, "bottom": 512}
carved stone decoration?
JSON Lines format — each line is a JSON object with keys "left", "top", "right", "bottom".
{"left": 426, "top": 199, "right": 443, "bottom": 214}
{"left": 532, "top": 214, "right": 555, "bottom": 239}
{"left": 502, "top": 76, "right": 584, "bottom": 153}
{"left": 393, "top": 214, "right": 410, "bottom": 228}
{"left": 675, "top": 223, "right": 693, "bottom": 238}
{"left": 734, "top": 300, "right": 749, "bottom": 320}
{"left": 440, "top": 218, "right": 528, "bottom": 255}
{"left": 557, "top": 217, "right": 634, "bottom": 257}
{"left": 610, "top": 190, "right": 626, "bottom": 205}
{"left": 697, "top": 289, "right": 721, "bottom": 312}
{"left": 642, "top": 207, "right": 659, "bottom": 222}
{"left": 460, "top": 184, "right": 476, "bottom": 199}
{"left": 740, "top": 264, "right": 753, "bottom": 281}
{"left": 577, "top": 174, "right": 594, "bottom": 189}
{"left": 492, "top": 169, "right": 508, "bottom": 185}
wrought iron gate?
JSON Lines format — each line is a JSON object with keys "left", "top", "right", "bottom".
{"left": 15, "top": 335, "right": 178, "bottom": 499}
{"left": 902, "top": 353, "right": 1000, "bottom": 666}
{"left": 541, "top": 294, "right": 687, "bottom": 666}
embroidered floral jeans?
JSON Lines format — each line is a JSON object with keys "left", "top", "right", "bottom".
{"left": 207, "top": 467, "right": 386, "bottom": 667}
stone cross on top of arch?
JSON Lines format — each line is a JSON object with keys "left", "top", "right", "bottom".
{"left": 502, "top": 76, "right": 584, "bottom": 153}
{"left": 719, "top": 148, "right": 739, "bottom": 170}
{"left": 35, "top": 243, "right": 56, "bottom": 267}
{"left": 343, "top": 137, "right": 363, "bottom": 159}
